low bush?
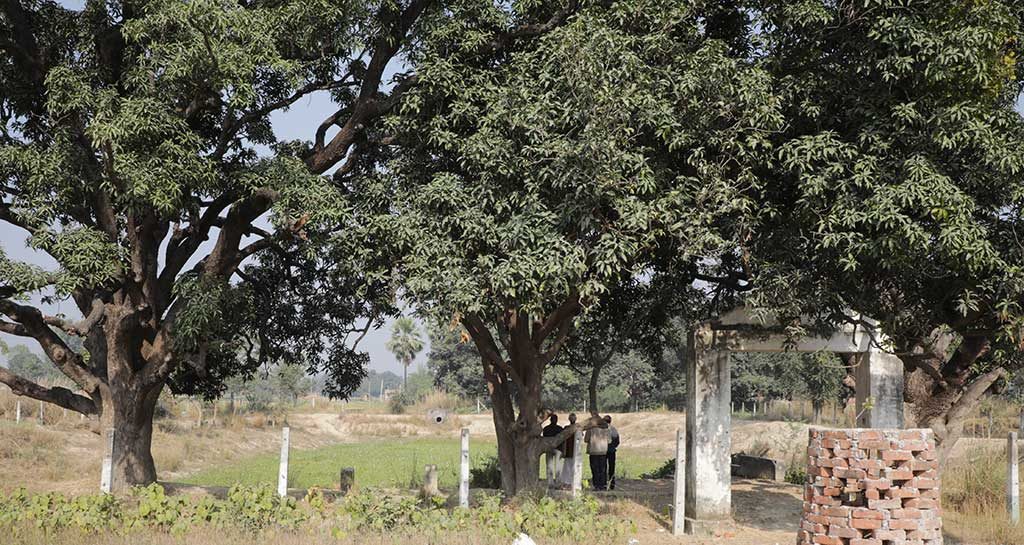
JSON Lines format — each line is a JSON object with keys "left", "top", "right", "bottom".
{"left": 639, "top": 458, "right": 674, "bottom": 479}
{"left": 0, "top": 483, "right": 632, "bottom": 543}
{"left": 469, "top": 454, "right": 503, "bottom": 488}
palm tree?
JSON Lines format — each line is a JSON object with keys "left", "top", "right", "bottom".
{"left": 386, "top": 317, "right": 424, "bottom": 389}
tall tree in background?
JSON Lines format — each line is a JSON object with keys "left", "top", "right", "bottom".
{"left": 0, "top": 0, "right": 417, "bottom": 488}
{"left": 375, "top": 0, "right": 781, "bottom": 495}
{"left": 386, "top": 316, "right": 424, "bottom": 388}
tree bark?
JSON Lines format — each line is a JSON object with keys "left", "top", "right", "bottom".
{"left": 102, "top": 382, "right": 162, "bottom": 490}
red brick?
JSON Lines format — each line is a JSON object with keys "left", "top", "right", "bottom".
{"left": 828, "top": 526, "right": 862, "bottom": 538}
{"left": 851, "top": 508, "right": 883, "bottom": 520}
{"left": 882, "top": 450, "right": 913, "bottom": 461}
{"left": 859, "top": 430, "right": 885, "bottom": 441}
{"left": 813, "top": 495, "right": 840, "bottom": 506}
{"left": 910, "top": 478, "right": 940, "bottom": 489}
{"left": 886, "top": 487, "right": 920, "bottom": 499}
{"left": 852, "top": 459, "right": 884, "bottom": 470}
{"left": 850, "top": 540, "right": 882, "bottom": 545}
{"left": 892, "top": 509, "right": 921, "bottom": 519}
{"left": 865, "top": 489, "right": 880, "bottom": 500}
{"left": 885, "top": 469, "right": 914, "bottom": 480}
{"left": 822, "top": 506, "right": 851, "bottom": 517}
{"left": 813, "top": 534, "right": 842, "bottom": 545}
{"left": 867, "top": 499, "right": 901, "bottom": 510}
{"left": 899, "top": 430, "right": 925, "bottom": 441}
{"left": 859, "top": 440, "right": 891, "bottom": 450}
{"left": 903, "top": 498, "right": 939, "bottom": 509}
{"left": 873, "top": 529, "right": 906, "bottom": 540}
{"left": 851, "top": 518, "right": 883, "bottom": 530}
{"left": 901, "top": 440, "right": 929, "bottom": 451}
{"left": 863, "top": 478, "right": 891, "bottom": 490}
{"left": 890, "top": 519, "right": 922, "bottom": 530}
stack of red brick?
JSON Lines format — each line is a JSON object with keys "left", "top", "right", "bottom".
{"left": 798, "top": 428, "right": 942, "bottom": 545}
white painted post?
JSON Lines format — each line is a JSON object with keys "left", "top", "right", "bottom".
{"left": 15, "top": 400, "right": 21, "bottom": 423}
{"left": 278, "top": 426, "right": 290, "bottom": 498}
{"left": 459, "top": 427, "right": 470, "bottom": 508}
{"left": 672, "top": 428, "right": 686, "bottom": 536}
{"left": 1010, "top": 432, "right": 1020, "bottom": 525}
{"left": 571, "top": 430, "right": 584, "bottom": 498}
{"left": 100, "top": 428, "right": 114, "bottom": 493}
{"left": 38, "top": 400, "right": 43, "bottom": 424}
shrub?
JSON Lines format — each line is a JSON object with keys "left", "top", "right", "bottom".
{"left": 639, "top": 458, "right": 674, "bottom": 479}
{"left": 389, "top": 392, "right": 415, "bottom": 414}
{"left": 469, "top": 455, "right": 503, "bottom": 489}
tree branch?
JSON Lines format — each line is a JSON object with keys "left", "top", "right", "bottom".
{"left": 0, "top": 367, "right": 97, "bottom": 415}
{"left": 534, "top": 292, "right": 580, "bottom": 345}
{"left": 42, "top": 299, "right": 105, "bottom": 336}
{"left": 0, "top": 299, "right": 100, "bottom": 394}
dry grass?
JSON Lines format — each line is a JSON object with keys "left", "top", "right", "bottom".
{"left": 941, "top": 441, "right": 1024, "bottom": 544}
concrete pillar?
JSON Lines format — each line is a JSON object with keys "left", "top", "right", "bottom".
{"left": 421, "top": 464, "right": 440, "bottom": 498}
{"left": 571, "top": 430, "right": 584, "bottom": 498}
{"left": 278, "top": 426, "right": 290, "bottom": 497}
{"left": 855, "top": 351, "right": 904, "bottom": 429}
{"left": 545, "top": 450, "right": 561, "bottom": 488}
{"left": 459, "top": 427, "right": 470, "bottom": 508}
{"left": 672, "top": 428, "right": 686, "bottom": 536}
{"left": 685, "top": 326, "right": 731, "bottom": 534}
{"left": 339, "top": 467, "right": 355, "bottom": 495}
{"left": 1010, "top": 432, "right": 1020, "bottom": 525}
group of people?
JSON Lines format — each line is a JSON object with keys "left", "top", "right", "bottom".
{"left": 541, "top": 413, "right": 620, "bottom": 491}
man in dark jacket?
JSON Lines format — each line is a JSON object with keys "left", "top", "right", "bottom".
{"left": 604, "top": 415, "right": 620, "bottom": 490}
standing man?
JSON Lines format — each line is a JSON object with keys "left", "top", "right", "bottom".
{"left": 559, "top": 413, "right": 578, "bottom": 488}
{"left": 542, "top": 414, "right": 564, "bottom": 487}
{"left": 604, "top": 415, "right": 620, "bottom": 490}
{"left": 585, "top": 416, "right": 610, "bottom": 491}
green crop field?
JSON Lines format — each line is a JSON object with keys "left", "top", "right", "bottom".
{"left": 181, "top": 437, "right": 665, "bottom": 490}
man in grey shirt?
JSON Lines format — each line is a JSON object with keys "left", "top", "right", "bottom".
{"left": 584, "top": 418, "right": 611, "bottom": 490}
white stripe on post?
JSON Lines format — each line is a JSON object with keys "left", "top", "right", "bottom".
{"left": 100, "top": 428, "right": 114, "bottom": 493}
{"left": 571, "top": 430, "right": 584, "bottom": 498}
{"left": 15, "top": 400, "right": 20, "bottom": 423}
{"left": 1010, "top": 431, "right": 1020, "bottom": 525}
{"left": 672, "top": 428, "right": 686, "bottom": 536}
{"left": 459, "top": 427, "right": 470, "bottom": 508}
{"left": 278, "top": 426, "right": 290, "bottom": 498}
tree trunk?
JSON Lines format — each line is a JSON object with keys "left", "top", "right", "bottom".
{"left": 905, "top": 363, "right": 1006, "bottom": 463}
{"left": 812, "top": 401, "right": 823, "bottom": 425}
{"left": 588, "top": 362, "right": 601, "bottom": 415}
{"left": 101, "top": 381, "right": 163, "bottom": 491}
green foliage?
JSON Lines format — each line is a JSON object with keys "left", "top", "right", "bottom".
{"left": 0, "top": 484, "right": 305, "bottom": 535}
{"left": 0, "top": 484, "right": 630, "bottom": 541}
{"left": 784, "top": 465, "right": 808, "bottom": 486}
{"left": 388, "top": 390, "right": 416, "bottom": 414}
{"left": 3, "top": 345, "right": 58, "bottom": 383}
{"left": 639, "top": 458, "right": 675, "bottom": 480}
{"left": 386, "top": 317, "right": 425, "bottom": 385}
{"left": 468, "top": 454, "right": 503, "bottom": 489}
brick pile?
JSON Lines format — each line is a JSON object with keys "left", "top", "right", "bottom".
{"left": 798, "top": 428, "right": 942, "bottom": 545}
